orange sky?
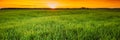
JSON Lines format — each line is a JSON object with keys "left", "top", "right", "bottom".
{"left": 0, "top": 0, "right": 120, "bottom": 8}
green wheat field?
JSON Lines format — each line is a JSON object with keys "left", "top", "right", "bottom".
{"left": 0, "top": 9, "right": 120, "bottom": 40}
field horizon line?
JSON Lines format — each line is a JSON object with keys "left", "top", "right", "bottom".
{"left": 0, "top": 8, "right": 120, "bottom": 10}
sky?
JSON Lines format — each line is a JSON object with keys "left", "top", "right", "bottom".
{"left": 0, "top": 0, "right": 120, "bottom": 8}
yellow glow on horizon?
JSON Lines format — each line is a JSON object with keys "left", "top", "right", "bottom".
{"left": 0, "top": 0, "right": 120, "bottom": 8}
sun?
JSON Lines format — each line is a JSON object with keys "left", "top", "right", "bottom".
{"left": 48, "top": 3, "right": 57, "bottom": 9}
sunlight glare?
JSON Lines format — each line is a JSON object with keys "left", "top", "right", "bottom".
{"left": 48, "top": 3, "right": 57, "bottom": 9}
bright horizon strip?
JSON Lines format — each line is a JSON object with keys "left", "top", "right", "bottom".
{"left": 0, "top": 0, "right": 120, "bottom": 8}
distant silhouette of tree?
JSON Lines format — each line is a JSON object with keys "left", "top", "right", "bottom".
{"left": 81, "top": 7, "right": 86, "bottom": 9}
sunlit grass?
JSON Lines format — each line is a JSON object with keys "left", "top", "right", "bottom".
{"left": 0, "top": 9, "right": 120, "bottom": 40}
